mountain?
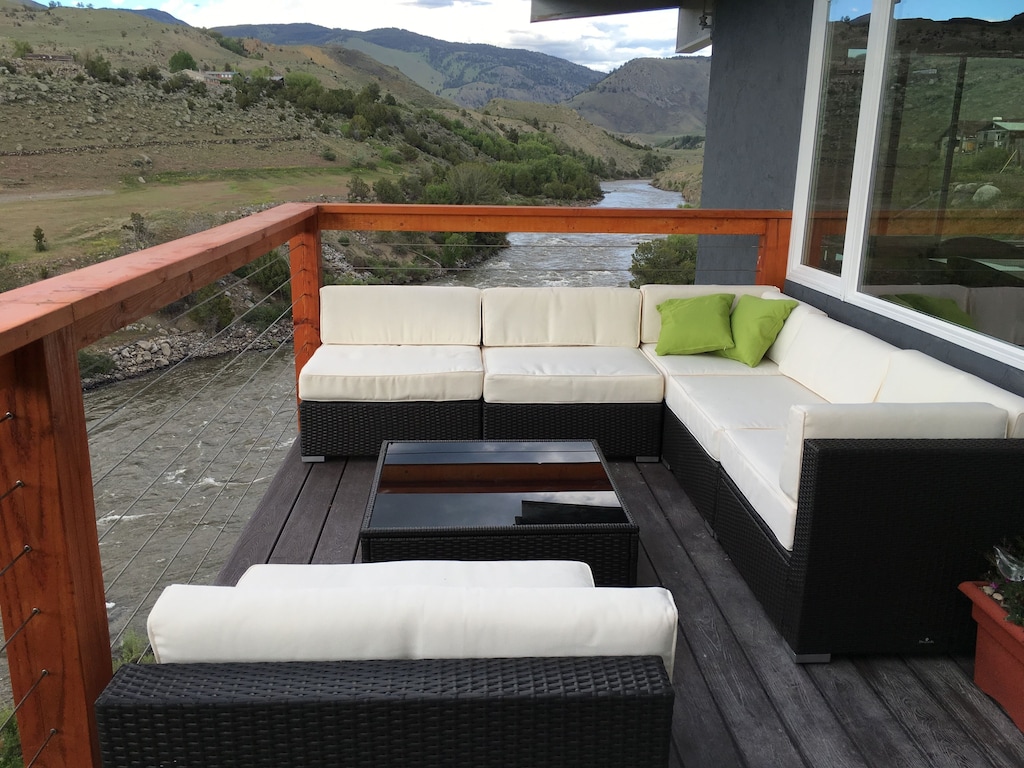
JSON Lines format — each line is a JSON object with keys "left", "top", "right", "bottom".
{"left": 216, "top": 25, "right": 604, "bottom": 109}
{"left": 566, "top": 57, "right": 710, "bottom": 141}
{"left": 125, "top": 9, "right": 189, "bottom": 26}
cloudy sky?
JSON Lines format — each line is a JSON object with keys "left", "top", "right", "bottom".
{"left": 85, "top": 0, "right": 683, "bottom": 72}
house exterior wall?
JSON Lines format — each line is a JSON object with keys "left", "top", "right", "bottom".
{"left": 696, "top": 0, "right": 815, "bottom": 284}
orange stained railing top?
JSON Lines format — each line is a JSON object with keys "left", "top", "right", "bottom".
{"left": 0, "top": 202, "right": 791, "bottom": 768}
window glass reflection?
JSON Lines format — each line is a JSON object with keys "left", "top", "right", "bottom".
{"left": 802, "top": 6, "right": 869, "bottom": 275}
{"left": 860, "top": 3, "right": 1024, "bottom": 345}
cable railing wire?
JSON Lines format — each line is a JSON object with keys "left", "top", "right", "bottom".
{"left": 0, "top": 609, "right": 40, "bottom": 655}
{"left": 84, "top": 271, "right": 293, "bottom": 437}
{"left": 107, "top": 331, "right": 298, "bottom": 646}
{"left": 96, "top": 309, "right": 294, "bottom": 553}
{"left": 89, "top": 291, "right": 294, "bottom": 501}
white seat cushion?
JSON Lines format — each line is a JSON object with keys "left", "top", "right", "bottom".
{"left": 876, "top": 349, "right": 1024, "bottom": 437}
{"left": 320, "top": 285, "right": 481, "bottom": 345}
{"left": 299, "top": 345, "right": 483, "bottom": 401}
{"left": 148, "top": 585, "right": 679, "bottom": 675}
{"left": 718, "top": 428, "right": 797, "bottom": 550}
{"left": 483, "top": 347, "right": 664, "bottom": 404}
{"left": 482, "top": 287, "right": 641, "bottom": 347}
{"left": 664, "top": 374, "right": 824, "bottom": 459}
{"left": 638, "top": 284, "right": 780, "bottom": 344}
{"left": 777, "top": 314, "right": 897, "bottom": 403}
{"left": 640, "top": 343, "right": 781, "bottom": 377}
{"left": 236, "top": 560, "right": 596, "bottom": 589}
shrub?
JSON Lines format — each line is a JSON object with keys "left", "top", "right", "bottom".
{"left": 629, "top": 235, "right": 698, "bottom": 287}
{"left": 188, "top": 285, "right": 234, "bottom": 331}
{"left": 78, "top": 348, "right": 116, "bottom": 377}
{"left": 169, "top": 49, "right": 197, "bottom": 72}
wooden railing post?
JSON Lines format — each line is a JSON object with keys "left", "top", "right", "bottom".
{"left": 289, "top": 213, "right": 324, "bottom": 405}
{"left": 756, "top": 215, "right": 792, "bottom": 290}
{"left": 0, "top": 329, "right": 111, "bottom": 768}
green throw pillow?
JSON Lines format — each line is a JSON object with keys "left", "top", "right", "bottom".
{"left": 715, "top": 294, "right": 799, "bottom": 367}
{"left": 881, "top": 293, "right": 976, "bottom": 330}
{"left": 655, "top": 294, "right": 736, "bottom": 355}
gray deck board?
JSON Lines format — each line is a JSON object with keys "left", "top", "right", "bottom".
{"left": 217, "top": 450, "right": 1024, "bottom": 768}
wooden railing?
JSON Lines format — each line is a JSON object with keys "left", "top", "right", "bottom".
{"left": 0, "top": 203, "right": 790, "bottom": 767}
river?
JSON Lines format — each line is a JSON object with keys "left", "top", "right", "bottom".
{"left": 83, "top": 179, "right": 685, "bottom": 647}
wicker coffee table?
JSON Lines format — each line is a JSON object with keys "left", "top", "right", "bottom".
{"left": 360, "top": 440, "right": 638, "bottom": 586}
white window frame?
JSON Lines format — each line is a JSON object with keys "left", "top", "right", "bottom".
{"left": 786, "top": 0, "right": 1024, "bottom": 369}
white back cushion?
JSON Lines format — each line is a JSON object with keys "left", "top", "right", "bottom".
{"left": 763, "top": 299, "right": 828, "bottom": 366}
{"left": 777, "top": 314, "right": 896, "bottom": 403}
{"left": 638, "top": 284, "right": 779, "bottom": 344}
{"left": 320, "top": 286, "right": 482, "bottom": 345}
{"left": 877, "top": 349, "right": 1024, "bottom": 437}
{"left": 482, "top": 287, "right": 641, "bottom": 347}
{"left": 236, "top": 560, "right": 596, "bottom": 589}
{"left": 148, "top": 585, "right": 679, "bottom": 675}
{"left": 778, "top": 402, "right": 1010, "bottom": 501}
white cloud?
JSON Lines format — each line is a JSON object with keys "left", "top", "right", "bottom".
{"left": 91, "top": 0, "right": 681, "bottom": 71}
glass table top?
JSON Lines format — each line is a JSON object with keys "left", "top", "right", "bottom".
{"left": 366, "top": 440, "right": 629, "bottom": 529}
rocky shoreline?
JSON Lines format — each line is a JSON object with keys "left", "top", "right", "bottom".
{"left": 81, "top": 321, "right": 294, "bottom": 390}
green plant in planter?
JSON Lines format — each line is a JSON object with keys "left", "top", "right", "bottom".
{"left": 983, "top": 536, "right": 1024, "bottom": 626}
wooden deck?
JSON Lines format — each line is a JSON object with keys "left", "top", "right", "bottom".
{"left": 218, "top": 444, "right": 1024, "bottom": 768}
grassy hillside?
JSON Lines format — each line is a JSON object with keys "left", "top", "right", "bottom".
{"left": 0, "top": 0, "right": 697, "bottom": 291}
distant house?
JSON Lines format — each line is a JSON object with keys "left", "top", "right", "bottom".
{"left": 977, "top": 120, "right": 1024, "bottom": 154}
{"left": 203, "top": 71, "right": 237, "bottom": 84}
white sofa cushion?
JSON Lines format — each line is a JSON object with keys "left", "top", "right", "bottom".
{"left": 320, "top": 285, "right": 482, "bottom": 345}
{"left": 778, "top": 402, "right": 1011, "bottom": 502}
{"left": 299, "top": 344, "right": 483, "bottom": 401}
{"left": 664, "top": 374, "right": 825, "bottom": 459}
{"left": 763, "top": 300, "right": 828, "bottom": 366}
{"left": 482, "top": 346, "right": 664, "bottom": 403}
{"left": 718, "top": 428, "right": 797, "bottom": 550}
{"left": 236, "top": 560, "right": 596, "bottom": 589}
{"left": 148, "top": 585, "right": 679, "bottom": 675}
{"left": 640, "top": 343, "right": 781, "bottom": 376}
{"left": 876, "top": 349, "right": 1024, "bottom": 437}
{"left": 482, "top": 287, "right": 641, "bottom": 347}
{"left": 777, "top": 314, "right": 896, "bottom": 403}
{"left": 638, "top": 284, "right": 780, "bottom": 344}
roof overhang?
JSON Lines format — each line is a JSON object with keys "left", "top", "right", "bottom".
{"left": 530, "top": 1, "right": 713, "bottom": 54}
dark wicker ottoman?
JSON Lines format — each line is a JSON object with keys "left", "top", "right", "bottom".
{"left": 360, "top": 440, "right": 639, "bottom": 586}
{"left": 96, "top": 657, "right": 674, "bottom": 768}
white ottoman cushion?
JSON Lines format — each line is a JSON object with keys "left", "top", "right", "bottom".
{"left": 148, "top": 585, "right": 679, "bottom": 675}
{"left": 483, "top": 347, "right": 664, "bottom": 404}
{"left": 299, "top": 345, "right": 483, "bottom": 401}
{"left": 236, "top": 560, "right": 596, "bottom": 589}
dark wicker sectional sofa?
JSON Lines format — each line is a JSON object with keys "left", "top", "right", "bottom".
{"left": 298, "top": 282, "right": 1024, "bottom": 662}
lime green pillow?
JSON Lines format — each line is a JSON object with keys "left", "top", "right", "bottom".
{"left": 655, "top": 294, "right": 736, "bottom": 355}
{"left": 881, "top": 293, "right": 976, "bottom": 330}
{"left": 716, "top": 295, "right": 799, "bottom": 367}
